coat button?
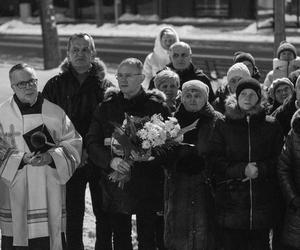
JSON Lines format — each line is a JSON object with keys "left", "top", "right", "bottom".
{"left": 191, "top": 201, "right": 195, "bottom": 205}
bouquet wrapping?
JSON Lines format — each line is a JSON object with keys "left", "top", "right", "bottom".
{"left": 108, "top": 113, "right": 198, "bottom": 188}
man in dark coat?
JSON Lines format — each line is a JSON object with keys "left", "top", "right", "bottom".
{"left": 149, "top": 41, "right": 215, "bottom": 103}
{"left": 86, "top": 58, "right": 170, "bottom": 250}
{"left": 42, "top": 33, "right": 112, "bottom": 250}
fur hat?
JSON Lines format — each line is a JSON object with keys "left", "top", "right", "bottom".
{"left": 181, "top": 80, "right": 209, "bottom": 102}
{"left": 227, "top": 63, "right": 251, "bottom": 83}
{"left": 233, "top": 51, "right": 255, "bottom": 68}
{"left": 269, "top": 77, "right": 294, "bottom": 100}
{"left": 236, "top": 78, "right": 262, "bottom": 101}
{"left": 277, "top": 41, "right": 297, "bottom": 59}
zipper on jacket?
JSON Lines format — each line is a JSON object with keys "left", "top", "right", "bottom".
{"left": 246, "top": 115, "right": 253, "bottom": 230}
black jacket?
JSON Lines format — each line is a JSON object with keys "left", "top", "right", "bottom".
{"left": 273, "top": 92, "right": 297, "bottom": 136}
{"left": 42, "top": 59, "right": 113, "bottom": 139}
{"left": 209, "top": 95, "right": 283, "bottom": 230}
{"left": 86, "top": 87, "right": 170, "bottom": 213}
{"left": 278, "top": 109, "right": 300, "bottom": 248}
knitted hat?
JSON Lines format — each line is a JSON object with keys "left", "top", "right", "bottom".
{"left": 236, "top": 78, "right": 262, "bottom": 101}
{"left": 181, "top": 80, "right": 209, "bottom": 102}
{"left": 227, "top": 63, "right": 251, "bottom": 83}
{"left": 269, "top": 77, "right": 294, "bottom": 100}
{"left": 233, "top": 51, "right": 255, "bottom": 68}
{"left": 277, "top": 41, "right": 297, "bottom": 59}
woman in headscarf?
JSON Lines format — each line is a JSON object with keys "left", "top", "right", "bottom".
{"left": 164, "top": 80, "right": 221, "bottom": 250}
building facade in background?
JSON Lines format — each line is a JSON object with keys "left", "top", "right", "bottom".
{"left": 0, "top": 0, "right": 276, "bottom": 21}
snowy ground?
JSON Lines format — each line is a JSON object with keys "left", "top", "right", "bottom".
{"left": 0, "top": 14, "right": 299, "bottom": 45}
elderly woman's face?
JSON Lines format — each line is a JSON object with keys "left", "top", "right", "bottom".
{"left": 158, "top": 80, "right": 178, "bottom": 100}
{"left": 182, "top": 90, "right": 206, "bottom": 112}
{"left": 274, "top": 84, "right": 293, "bottom": 104}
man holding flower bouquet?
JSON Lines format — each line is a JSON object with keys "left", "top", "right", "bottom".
{"left": 86, "top": 58, "right": 171, "bottom": 250}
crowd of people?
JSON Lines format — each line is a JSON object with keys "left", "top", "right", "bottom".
{"left": 0, "top": 27, "right": 300, "bottom": 250}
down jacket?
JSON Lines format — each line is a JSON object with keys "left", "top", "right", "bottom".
{"left": 278, "top": 109, "right": 300, "bottom": 248}
{"left": 209, "top": 95, "right": 283, "bottom": 230}
{"left": 164, "top": 103, "right": 221, "bottom": 250}
{"left": 86, "top": 87, "right": 170, "bottom": 214}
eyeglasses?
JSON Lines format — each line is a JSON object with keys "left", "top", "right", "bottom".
{"left": 13, "top": 78, "right": 38, "bottom": 89}
{"left": 115, "top": 73, "right": 142, "bottom": 80}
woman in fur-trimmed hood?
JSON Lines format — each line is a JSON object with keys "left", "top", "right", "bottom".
{"left": 164, "top": 80, "right": 222, "bottom": 250}
{"left": 209, "top": 78, "right": 284, "bottom": 250}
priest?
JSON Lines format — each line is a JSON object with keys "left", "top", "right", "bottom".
{"left": 0, "top": 63, "right": 82, "bottom": 250}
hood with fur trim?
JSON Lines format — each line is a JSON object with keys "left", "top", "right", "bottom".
{"left": 224, "top": 94, "right": 265, "bottom": 120}
{"left": 59, "top": 57, "right": 107, "bottom": 81}
{"left": 103, "top": 86, "right": 167, "bottom": 103}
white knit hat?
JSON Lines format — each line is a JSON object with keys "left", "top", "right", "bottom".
{"left": 227, "top": 62, "right": 251, "bottom": 83}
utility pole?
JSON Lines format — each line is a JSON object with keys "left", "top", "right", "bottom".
{"left": 69, "top": 0, "right": 78, "bottom": 19}
{"left": 95, "top": 0, "right": 104, "bottom": 27}
{"left": 39, "top": 0, "right": 61, "bottom": 69}
{"left": 274, "top": 0, "right": 286, "bottom": 57}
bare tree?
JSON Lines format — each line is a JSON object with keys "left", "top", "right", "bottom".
{"left": 39, "top": 0, "right": 61, "bottom": 69}
{"left": 274, "top": 0, "right": 286, "bottom": 57}
{"left": 95, "top": 0, "right": 104, "bottom": 26}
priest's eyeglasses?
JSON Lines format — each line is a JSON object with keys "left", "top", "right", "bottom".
{"left": 13, "top": 78, "right": 38, "bottom": 89}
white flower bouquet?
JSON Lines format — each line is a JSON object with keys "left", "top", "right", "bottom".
{"left": 108, "top": 113, "right": 198, "bottom": 188}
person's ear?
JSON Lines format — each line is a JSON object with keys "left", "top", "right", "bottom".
{"left": 140, "top": 74, "right": 145, "bottom": 82}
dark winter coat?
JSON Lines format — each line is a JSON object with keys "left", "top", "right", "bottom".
{"left": 209, "top": 95, "right": 283, "bottom": 230}
{"left": 42, "top": 59, "right": 113, "bottom": 139}
{"left": 149, "top": 63, "right": 215, "bottom": 103}
{"left": 86, "top": 87, "right": 170, "bottom": 214}
{"left": 164, "top": 103, "right": 221, "bottom": 250}
{"left": 212, "top": 85, "right": 231, "bottom": 114}
{"left": 278, "top": 109, "right": 300, "bottom": 248}
{"left": 268, "top": 99, "right": 282, "bottom": 116}
{"left": 272, "top": 92, "right": 297, "bottom": 136}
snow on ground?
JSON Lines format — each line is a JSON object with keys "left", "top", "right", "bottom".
{"left": 0, "top": 16, "right": 298, "bottom": 44}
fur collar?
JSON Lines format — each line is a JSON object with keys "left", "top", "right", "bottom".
{"left": 59, "top": 57, "right": 107, "bottom": 80}
{"left": 225, "top": 94, "right": 265, "bottom": 120}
